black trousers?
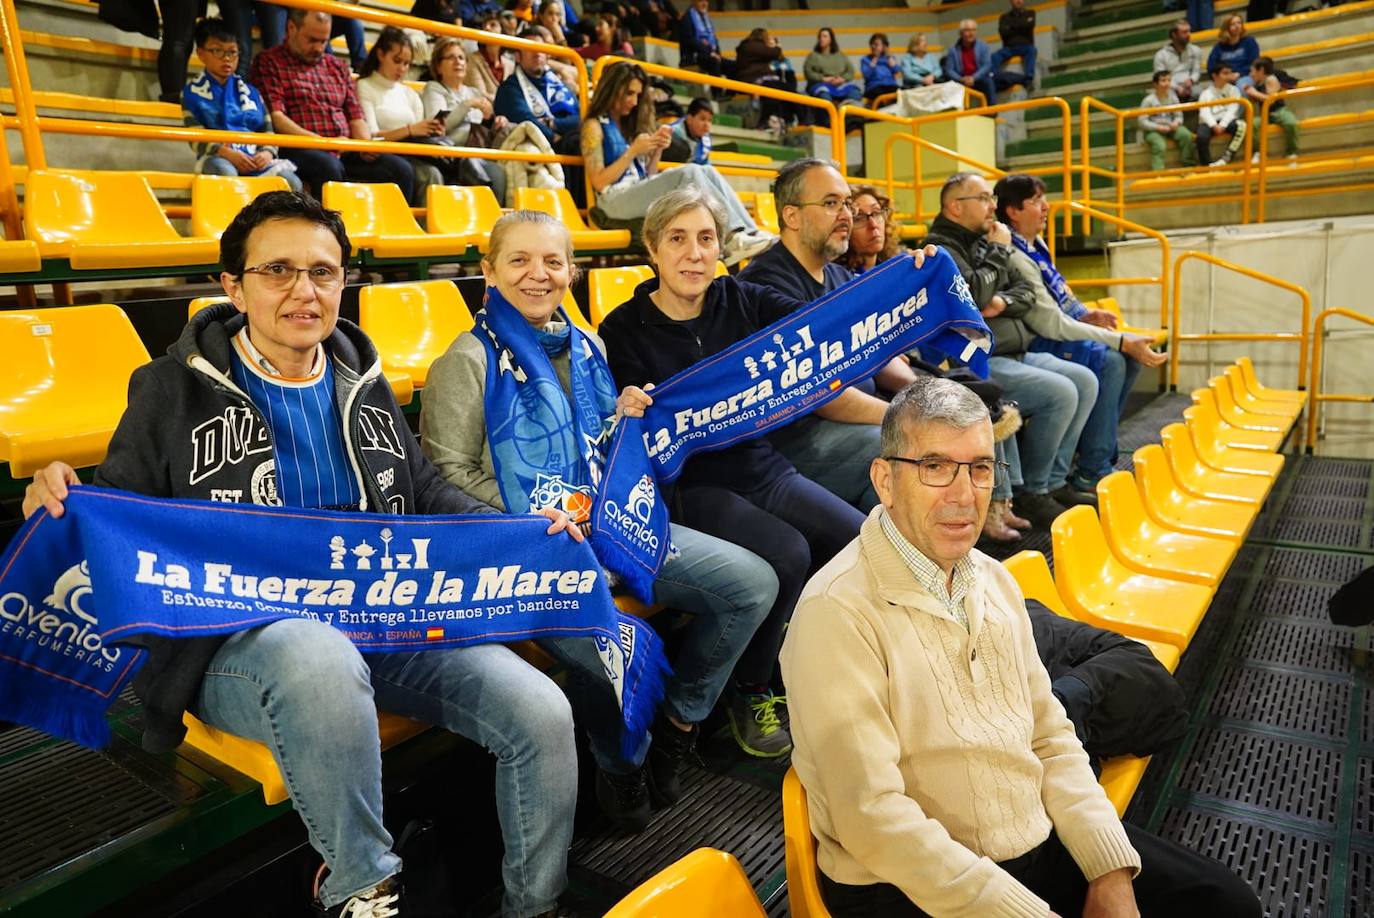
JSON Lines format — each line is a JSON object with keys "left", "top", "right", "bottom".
{"left": 819, "top": 826, "right": 1261, "bottom": 918}
{"left": 281, "top": 148, "right": 417, "bottom": 204}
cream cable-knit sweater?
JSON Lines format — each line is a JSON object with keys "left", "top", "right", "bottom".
{"left": 780, "top": 509, "right": 1141, "bottom": 917}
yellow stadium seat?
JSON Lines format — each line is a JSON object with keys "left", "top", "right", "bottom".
{"left": 23, "top": 170, "right": 220, "bottom": 269}
{"left": 590, "top": 265, "right": 654, "bottom": 328}
{"left": 1094, "top": 297, "right": 1167, "bottom": 348}
{"left": 0, "top": 305, "right": 151, "bottom": 476}
{"left": 358, "top": 280, "right": 474, "bottom": 388}
{"left": 1220, "top": 365, "right": 1302, "bottom": 424}
{"left": 191, "top": 174, "right": 293, "bottom": 239}
{"left": 753, "top": 191, "right": 780, "bottom": 235}
{"left": 1188, "top": 389, "right": 1286, "bottom": 452}
{"left": 557, "top": 290, "right": 598, "bottom": 334}
{"left": 1132, "top": 445, "right": 1255, "bottom": 541}
{"left": 1099, "top": 755, "right": 1150, "bottom": 818}
{"left": 1051, "top": 505, "right": 1213, "bottom": 649}
{"left": 182, "top": 710, "right": 429, "bottom": 806}
{"left": 603, "top": 848, "right": 766, "bottom": 918}
{"left": 1159, "top": 423, "right": 1272, "bottom": 506}
{"left": 1182, "top": 406, "right": 1285, "bottom": 477}
{"left": 322, "top": 182, "right": 469, "bottom": 259}
{"left": 514, "top": 187, "right": 632, "bottom": 251}
{"left": 1096, "top": 471, "right": 1235, "bottom": 589}
{"left": 1003, "top": 549, "right": 1180, "bottom": 671}
{"left": 1205, "top": 378, "right": 1288, "bottom": 434}
{"left": 1236, "top": 356, "right": 1307, "bottom": 406}
{"left": 782, "top": 767, "right": 833, "bottom": 918}
{"left": 426, "top": 184, "right": 504, "bottom": 252}
{"left": 0, "top": 237, "right": 41, "bottom": 273}
{"left": 188, "top": 294, "right": 231, "bottom": 321}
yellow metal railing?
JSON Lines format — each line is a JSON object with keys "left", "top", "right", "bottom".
{"left": 1079, "top": 95, "right": 1255, "bottom": 235}
{"left": 882, "top": 130, "right": 1005, "bottom": 225}
{"left": 1258, "top": 75, "right": 1374, "bottom": 222}
{"left": 1170, "top": 251, "right": 1310, "bottom": 392}
{"left": 1306, "top": 307, "right": 1374, "bottom": 451}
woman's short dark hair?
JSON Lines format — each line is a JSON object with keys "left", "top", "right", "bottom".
{"left": 220, "top": 191, "right": 351, "bottom": 277}
{"left": 992, "top": 173, "right": 1046, "bottom": 225}
{"left": 360, "top": 26, "right": 413, "bottom": 79}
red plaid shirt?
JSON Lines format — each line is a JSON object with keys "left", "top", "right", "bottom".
{"left": 249, "top": 44, "right": 363, "bottom": 152}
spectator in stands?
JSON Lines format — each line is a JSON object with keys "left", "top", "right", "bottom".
{"left": 943, "top": 19, "right": 997, "bottom": 105}
{"left": 780, "top": 377, "right": 1263, "bottom": 918}
{"left": 581, "top": 62, "right": 775, "bottom": 265}
{"left": 218, "top": 0, "right": 285, "bottom": 78}
{"left": 509, "top": 0, "right": 536, "bottom": 23}
{"left": 861, "top": 34, "right": 902, "bottom": 105}
{"left": 493, "top": 37, "right": 582, "bottom": 154}
{"left": 467, "top": 13, "right": 512, "bottom": 100}
{"left": 250, "top": 9, "right": 416, "bottom": 201}
{"left": 666, "top": 97, "right": 714, "bottom": 164}
{"left": 411, "top": 0, "right": 460, "bottom": 26}
{"left": 356, "top": 27, "right": 456, "bottom": 202}
{"left": 537, "top": 0, "right": 572, "bottom": 47}
{"left": 500, "top": 10, "right": 522, "bottom": 34}
{"left": 996, "top": 173, "right": 1169, "bottom": 494}
{"left": 182, "top": 18, "right": 302, "bottom": 192}
{"left": 736, "top": 28, "right": 801, "bottom": 134}
{"left": 1186, "top": 0, "right": 1213, "bottom": 32}
{"left": 1246, "top": 56, "right": 1300, "bottom": 161}
{"left": 420, "top": 209, "right": 779, "bottom": 820}
{"left": 921, "top": 172, "right": 1097, "bottom": 528}
{"left": 992, "top": 0, "right": 1037, "bottom": 90}
{"left": 1198, "top": 63, "right": 1248, "bottom": 167}
{"left": 837, "top": 185, "right": 900, "bottom": 274}
{"left": 599, "top": 187, "right": 878, "bottom": 758}
{"left": 679, "top": 0, "right": 732, "bottom": 79}
{"left": 576, "top": 12, "right": 634, "bottom": 60}
{"left": 1153, "top": 19, "right": 1202, "bottom": 102}
{"left": 253, "top": 1, "right": 370, "bottom": 74}
{"left": 899, "top": 33, "right": 942, "bottom": 87}
{"left": 423, "top": 37, "right": 509, "bottom": 198}
{"left": 1139, "top": 69, "right": 1199, "bottom": 170}
{"left": 1209, "top": 14, "right": 1261, "bottom": 89}
{"left": 155, "top": 0, "right": 198, "bottom": 103}
{"left": 634, "top": 0, "right": 678, "bottom": 40}
{"left": 461, "top": 0, "right": 503, "bottom": 23}
{"left": 740, "top": 159, "right": 919, "bottom": 511}
{"left": 21, "top": 191, "right": 586, "bottom": 918}
{"left": 805, "top": 28, "right": 863, "bottom": 105}
{"left": 522, "top": 23, "right": 583, "bottom": 91}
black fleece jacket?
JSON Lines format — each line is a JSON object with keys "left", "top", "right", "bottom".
{"left": 95, "top": 304, "right": 495, "bottom": 753}
{"left": 921, "top": 214, "right": 1037, "bottom": 358}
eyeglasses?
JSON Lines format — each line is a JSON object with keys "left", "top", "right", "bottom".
{"left": 852, "top": 207, "right": 891, "bottom": 225}
{"left": 241, "top": 262, "right": 346, "bottom": 292}
{"left": 793, "top": 198, "right": 855, "bottom": 216}
{"left": 882, "top": 456, "right": 1008, "bottom": 489}
{"left": 953, "top": 193, "right": 997, "bottom": 206}
{"left": 202, "top": 46, "right": 241, "bottom": 59}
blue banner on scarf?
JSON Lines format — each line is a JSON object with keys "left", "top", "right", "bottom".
{"left": 0, "top": 487, "right": 668, "bottom": 754}
{"left": 591, "top": 249, "right": 992, "bottom": 598}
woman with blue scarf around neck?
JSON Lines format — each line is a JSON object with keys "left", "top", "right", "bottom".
{"left": 580, "top": 62, "right": 777, "bottom": 266}
{"left": 420, "top": 211, "right": 781, "bottom": 831}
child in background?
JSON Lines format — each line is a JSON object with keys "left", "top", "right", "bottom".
{"left": 1245, "top": 55, "right": 1299, "bottom": 162}
{"left": 1139, "top": 69, "right": 1197, "bottom": 171}
{"left": 181, "top": 18, "right": 301, "bottom": 190}
{"left": 1197, "top": 62, "right": 1247, "bottom": 167}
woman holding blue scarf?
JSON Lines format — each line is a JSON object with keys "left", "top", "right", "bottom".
{"left": 420, "top": 211, "right": 781, "bottom": 832}
{"left": 993, "top": 174, "right": 1168, "bottom": 492}
{"left": 580, "top": 62, "right": 777, "bottom": 266}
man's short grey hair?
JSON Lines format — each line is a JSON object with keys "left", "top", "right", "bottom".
{"left": 773, "top": 157, "right": 842, "bottom": 210}
{"left": 880, "top": 377, "right": 990, "bottom": 457}
{"left": 959, "top": 17, "right": 978, "bottom": 30}
{"left": 287, "top": 7, "right": 330, "bottom": 26}
{"left": 642, "top": 187, "right": 728, "bottom": 253}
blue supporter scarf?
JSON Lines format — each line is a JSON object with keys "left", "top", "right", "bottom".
{"left": 591, "top": 250, "right": 992, "bottom": 599}
{"left": 0, "top": 488, "right": 668, "bottom": 754}
{"left": 476, "top": 287, "right": 619, "bottom": 525}
{"left": 1012, "top": 231, "right": 1107, "bottom": 374}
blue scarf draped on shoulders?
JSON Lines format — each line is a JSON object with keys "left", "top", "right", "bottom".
{"left": 1012, "top": 230, "right": 1108, "bottom": 374}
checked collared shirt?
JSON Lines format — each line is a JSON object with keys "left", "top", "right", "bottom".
{"left": 880, "top": 509, "right": 976, "bottom": 631}
{"left": 249, "top": 44, "right": 363, "bottom": 152}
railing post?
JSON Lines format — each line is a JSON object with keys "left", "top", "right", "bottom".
{"left": 1307, "top": 311, "right": 1325, "bottom": 451}
{"left": 0, "top": 0, "right": 46, "bottom": 169}
{"left": 1114, "top": 112, "right": 1125, "bottom": 237}
{"left": 1257, "top": 95, "right": 1272, "bottom": 223}
{"left": 1080, "top": 97, "right": 1092, "bottom": 236}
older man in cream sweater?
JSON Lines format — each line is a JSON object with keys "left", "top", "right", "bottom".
{"left": 780, "top": 378, "right": 1261, "bottom": 918}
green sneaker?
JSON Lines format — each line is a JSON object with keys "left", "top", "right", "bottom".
{"left": 726, "top": 690, "right": 792, "bottom": 758}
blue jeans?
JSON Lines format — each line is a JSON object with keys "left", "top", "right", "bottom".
{"left": 218, "top": 0, "right": 285, "bottom": 75}
{"left": 1187, "top": 0, "right": 1214, "bottom": 30}
{"left": 197, "top": 154, "right": 304, "bottom": 192}
{"left": 808, "top": 82, "right": 863, "bottom": 103}
{"left": 993, "top": 435, "right": 1024, "bottom": 501}
{"left": 989, "top": 353, "right": 1095, "bottom": 494}
{"left": 195, "top": 618, "right": 575, "bottom": 917}
{"left": 257, "top": 6, "right": 367, "bottom": 70}
{"left": 769, "top": 417, "right": 881, "bottom": 511}
{"left": 540, "top": 524, "right": 777, "bottom": 773}
{"left": 991, "top": 44, "right": 1037, "bottom": 85}
{"left": 1074, "top": 348, "right": 1142, "bottom": 487}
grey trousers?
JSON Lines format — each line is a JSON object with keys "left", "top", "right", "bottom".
{"left": 597, "top": 163, "right": 760, "bottom": 235}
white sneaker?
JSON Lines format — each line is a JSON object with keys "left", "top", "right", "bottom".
{"left": 1209, "top": 157, "right": 1229, "bottom": 168}
{"left": 1251, "top": 152, "right": 1261, "bottom": 164}
{"left": 1288, "top": 153, "right": 1300, "bottom": 166}
{"left": 723, "top": 231, "right": 775, "bottom": 266}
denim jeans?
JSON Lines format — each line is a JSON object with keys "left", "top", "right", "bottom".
{"left": 991, "top": 43, "right": 1037, "bottom": 85}
{"left": 194, "top": 618, "right": 576, "bottom": 917}
{"left": 197, "top": 154, "right": 304, "bottom": 192}
{"left": 219, "top": 0, "right": 285, "bottom": 75}
{"left": 769, "top": 418, "right": 881, "bottom": 511}
{"left": 1074, "top": 348, "right": 1142, "bottom": 487}
{"left": 540, "top": 524, "right": 778, "bottom": 773}
{"left": 992, "top": 434, "right": 1024, "bottom": 501}
{"left": 989, "top": 353, "right": 1095, "bottom": 494}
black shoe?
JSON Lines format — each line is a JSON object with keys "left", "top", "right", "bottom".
{"left": 1012, "top": 490, "right": 1069, "bottom": 529}
{"left": 595, "top": 765, "right": 651, "bottom": 832}
{"left": 647, "top": 715, "right": 699, "bottom": 807}
{"left": 1050, "top": 484, "right": 1099, "bottom": 508}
